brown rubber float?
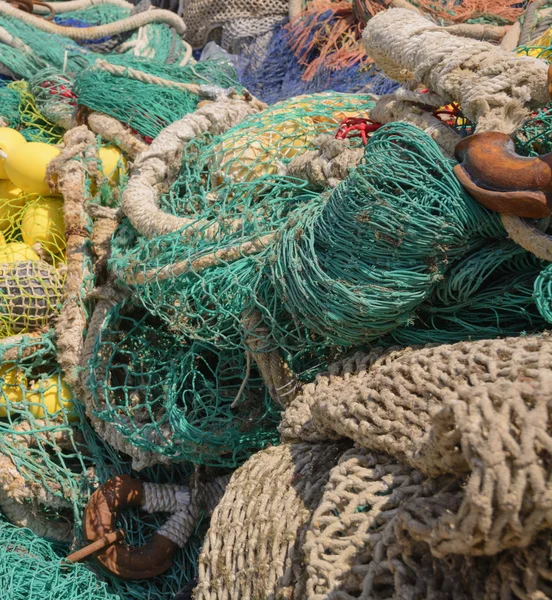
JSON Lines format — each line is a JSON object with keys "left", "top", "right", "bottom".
{"left": 79, "top": 474, "right": 178, "bottom": 579}
{"left": 453, "top": 131, "right": 552, "bottom": 218}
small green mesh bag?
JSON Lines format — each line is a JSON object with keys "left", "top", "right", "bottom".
{"left": 87, "top": 300, "right": 280, "bottom": 467}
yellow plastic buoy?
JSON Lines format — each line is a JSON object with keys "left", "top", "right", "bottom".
{"left": 0, "top": 127, "right": 26, "bottom": 180}
{"left": 27, "top": 377, "right": 78, "bottom": 421}
{"left": 0, "top": 242, "right": 40, "bottom": 263}
{"left": 21, "top": 197, "right": 65, "bottom": 256}
{"left": 4, "top": 142, "right": 60, "bottom": 196}
{"left": 98, "top": 146, "right": 127, "bottom": 185}
{"left": 0, "top": 180, "right": 28, "bottom": 233}
{"left": 0, "top": 363, "right": 26, "bottom": 417}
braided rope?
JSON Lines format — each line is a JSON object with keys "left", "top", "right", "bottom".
{"left": 501, "top": 214, "right": 552, "bottom": 262}
{"left": 0, "top": 1, "right": 187, "bottom": 39}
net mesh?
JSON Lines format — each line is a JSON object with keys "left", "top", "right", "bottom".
{"left": 110, "top": 114, "right": 546, "bottom": 400}
{"left": 87, "top": 300, "right": 281, "bottom": 467}
{"left": 0, "top": 515, "right": 119, "bottom": 600}
{"left": 0, "top": 329, "right": 204, "bottom": 600}
{"left": 74, "top": 58, "right": 241, "bottom": 140}
{"left": 111, "top": 92, "right": 373, "bottom": 358}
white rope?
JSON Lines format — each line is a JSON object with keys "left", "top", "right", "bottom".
{"left": 158, "top": 508, "right": 196, "bottom": 547}
{"left": 142, "top": 482, "right": 190, "bottom": 514}
{"left": 0, "top": 1, "right": 187, "bottom": 38}
{"left": 363, "top": 8, "right": 550, "bottom": 134}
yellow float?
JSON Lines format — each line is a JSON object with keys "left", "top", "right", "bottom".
{"left": 21, "top": 197, "right": 65, "bottom": 256}
{"left": 0, "top": 362, "right": 26, "bottom": 417}
{"left": 0, "top": 127, "right": 26, "bottom": 180}
{"left": 3, "top": 142, "right": 60, "bottom": 196}
{"left": 98, "top": 145, "right": 127, "bottom": 185}
{"left": 0, "top": 242, "right": 40, "bottom": 263}
{"left": 0, "top": 180, "right": 29, "bottom": 233}
{"left": 27, "top": 377, "right": 78, "bottom": 422}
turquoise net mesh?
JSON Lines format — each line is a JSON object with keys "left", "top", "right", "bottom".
{"left": 87, "top": 300, "right": 280, "bottom": 467}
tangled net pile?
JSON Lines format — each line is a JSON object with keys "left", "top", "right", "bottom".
{"left": 0, "top": 0, "right": 552, "bottom": 599}
{"left": 197, "top": 333, "right": 552, "bottom": 600}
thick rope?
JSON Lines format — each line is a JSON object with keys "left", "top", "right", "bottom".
{"left": 94, "top": 58, "right": 199, "bottom": 94}
{"left": 48, "top": 126, "right": 97, "bottom": 387}
{"left": 370, "top": 95, "right": 461, "bottom": 157}
{"left": 363, "top": 8, "right": 550, "bottom": 134}
{"left": 0, "top": 1, "right": 187, "bottom": 39}
{"left": 121, "top": 97, "right": 261, "bottom": 239}
{"left": 519, "top": 0, "right": 546, "bottom": 46}
{"left": 87, "top": 111, "right": 148, "bottom": 159}
{"left": 501, "top": 214, "right": 552, "bottom": 262}
{"left": 501, "top": 20, "right": 521, "bottom": 51}
{"left": 288, "top": 0, "right": 302, "bottom": 20}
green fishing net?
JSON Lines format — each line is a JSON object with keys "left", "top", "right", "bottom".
{"left": 388, "top": 241, "right": 548, "bottom": 345}
{"left": 111, "top": 92, "right": 372, "bottom": 355}
{"left": 87, "top": 300, "right": 280, "bottom": 467}
{"left": 0, "top": 516, "right": 119, "bottom": 600}
{"left": 113, "top": 115, "right": 508, "bottom": 356}
{"left": 0, "top": 330, "right": 204, "bottom": 600}
{"left": 0, "top": 83, "right": 21, "bottom": 128}
{"left": 74, "top": 58, "right": 240, "bottom": 140}
{"left": 513, "top": 103, "right": 552, "bottom": 156}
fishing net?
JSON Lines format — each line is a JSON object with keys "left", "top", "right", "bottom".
{"left": 74, "top": 57, "right": 240, "bottom": 141}
{"left": 270, "top": 122, "right": 505, "bottom": 347}
{"left": 112, "top": 113, "right": 549, "bottom": 376}
{"left": 85, "top": 298, "right": 281, "bottom": 468}
{"left": 513, "top": 102, "right": 552, "bottom": 156}
{"left": 180, "top": 0, "right": 289, "bottom": 50}
{"left": 111, "top": 92, "right": 373, "bottom": 358}
{"left": 388, "top": 240, "right": 548, "bottom": 346}
{"left": 0, "top": 515, "right": 119, "bottom": 600}
{"left": 198, "top": 333, "right": 552, "bottom": 599}
{"left": 0, "top": 82, "right": 21, "bottom": 127}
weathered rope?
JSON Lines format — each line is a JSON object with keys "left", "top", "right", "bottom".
{"left": 0, "top": 1, "right": 187, "bottom": 38}
{"left": 86, "top": 111, "right": 148, "bottom": 159}
{"left": 121, "top": 97, "right": 262, "bottom": 239}
{"left": 47, "top": 126, "right": 97, "bottom": 387}
{"left": 93, "top": 55, "right": 197, "bottom": 91}
{"left": 501, "top": 214, "right": 552, "bottom": 262}
{"left": 363, "top": 8, "right": 550, "bottom": 134}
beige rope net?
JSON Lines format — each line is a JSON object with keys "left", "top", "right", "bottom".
{"left": 197, "top": 332, "right": 552, "bottom": 599}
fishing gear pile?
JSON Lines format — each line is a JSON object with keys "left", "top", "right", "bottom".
{"left": 0, "top": 1, "right": 552, "bottom": 600}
